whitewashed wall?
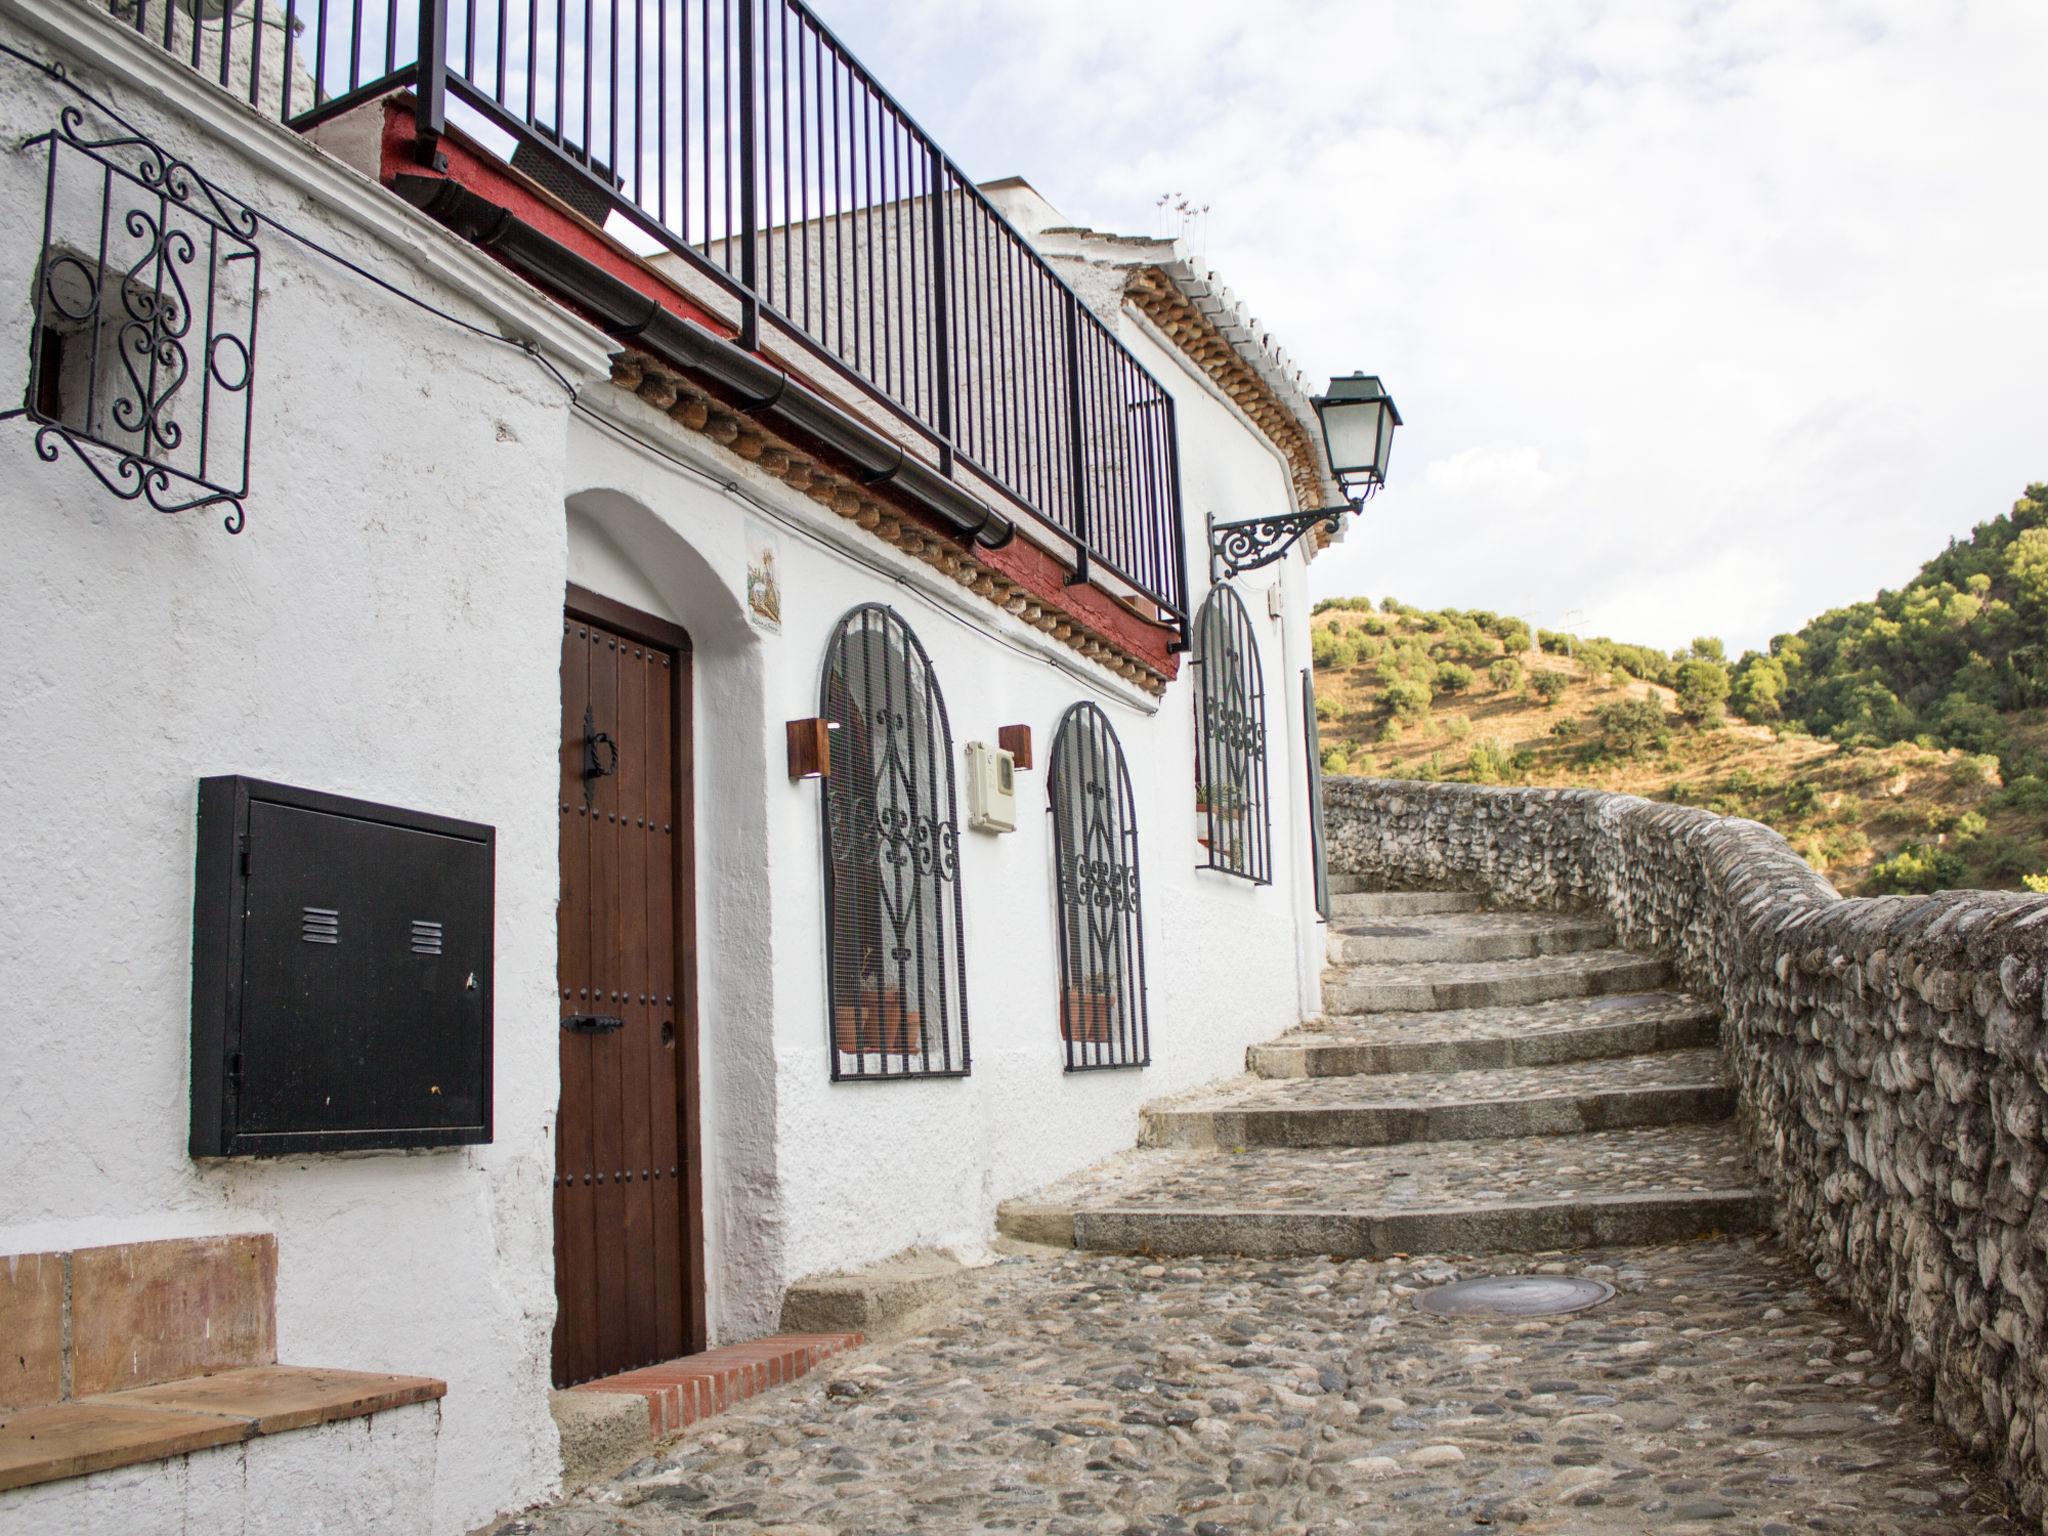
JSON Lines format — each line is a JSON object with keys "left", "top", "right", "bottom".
{"left": 0, "top": 5, "right": 605, "bottom": 1531}
{"left": 0, "top": 3, "right": 1328, "bottom": 1531}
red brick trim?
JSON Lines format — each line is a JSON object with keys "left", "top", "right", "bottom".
{"left": 571, "top": 1332, "right": 861, "bottom": 1438}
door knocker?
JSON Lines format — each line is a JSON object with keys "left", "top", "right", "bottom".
{"left": 582, "top": 705, "right": 619, "bottom": 805}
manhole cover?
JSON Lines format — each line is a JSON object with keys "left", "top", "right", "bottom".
{"left": 1416, "top": 1275, "right": 1615, "bottom": 1317}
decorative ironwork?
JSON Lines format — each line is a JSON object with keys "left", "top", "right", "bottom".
{"left": 1193, "top": 586, "right": 1272, "bottom": 884}
{"left": 1048, "top": 702, "right": 1149, "bottom": 1071}
{"left": 1206, "top": 491, "right": 1375, "bottom": 583}
{"left": 5, "top": 107, "right": 259, "bottom": 532}
{"left": 1302, "top": 668, "right": 1332, "bottom": 921}
{"left": 819, "top": 605, "right": 969, "bottom": 1081}
{"left": 119, "top": 0, "right": 1189, "bottom": 630}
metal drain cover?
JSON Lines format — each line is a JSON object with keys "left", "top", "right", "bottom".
{"left": 1417, "top": 1275, "right": 1615, "bottom": 1317}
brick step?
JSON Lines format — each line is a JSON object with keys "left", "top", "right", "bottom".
{"left": 1329, "top": 888, "right": 1486, "bottom": 917}
{"left": 1323, "top": 948, "right": 1671, "bottom": 1013}
{"left": 556, "top": 1332, "right": 860, "bottom": 1485}
{"left": 1250, "top": 993, "right": 1720, "bottom": 1078}
{"left": 1326, "top": 910, "right": 1610, "bottom": 965}
{"left": 1144, "top": 1049, "right": 1732, "bottom": 1149}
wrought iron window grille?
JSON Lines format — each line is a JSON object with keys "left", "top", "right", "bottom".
{"left": 4, "top": 107, "right": 259, "bottom": 532}
{"left": 817, "top": 604, "right": 970, "bottom": 1081}
{"left": 1192, "top": 586, "right": 1272, "bottom": 885}
{"left": 1302, "top": 668, "right": 1332, "bottom": 922}
{"left": 1048, "top": 701, "right": 1150, "bottom": 1071}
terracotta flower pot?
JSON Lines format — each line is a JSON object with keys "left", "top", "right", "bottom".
{"left": 1061, "top": 987, "right": 1117, "bottom": 1044}
{"left": 834, "top": 987, "right": 922, "bottom": 1055}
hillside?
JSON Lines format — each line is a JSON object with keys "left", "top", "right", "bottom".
{"left": 1311, "top": 597, "right": 2048, "bottom": 897}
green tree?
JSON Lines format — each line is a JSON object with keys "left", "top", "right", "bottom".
{"left": 1487, "top": 657, "right": 1523, "bottom": 692}
{"left": 1435, "top": 662, "right": 1475, "bottom": 695}
{"left": 1675, "top": 658, "right": 1731, "bottom": 726}
{"left": 1385, "top": 679, "right": 1432, "bottom": 720}
{"left": 1597, "top": 698, "right": 1670, "bottom": 758}
{"left": 1690, "top": 636, "right": 1726, "bottom": 663}
{"left": 1731, "top": 653, "right": 1787, "bottom": 721}
{"left": 1529, "top": 669, "right": 1570, "bottom": 706}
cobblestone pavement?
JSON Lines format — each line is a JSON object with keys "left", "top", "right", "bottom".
{"left": 1015, "top": 1125, "right": 1753, "bottom": 1213}
{"left": 495, "top": 1239, "right": 2019, "bottom": 1536}
{"left": 1289, "top": 994, "right": 1713, "bottom": 1046}
{"left": 1150, "top": 1050, "right": 1728, "bottom": 1113}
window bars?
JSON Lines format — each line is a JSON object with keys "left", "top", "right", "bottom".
{"left": 1302, "top": 668, "right": 1332, "bottom": 921}
{"left": 1048, "top": 701, "right": 1149, "bottom": 1071}
{"left": 5, "top": 108, "right": 259, "bottom": 532}
{"left": 1192, "top": 586, "right": 1272, "bottom": 884}
{"left": 819, "top": 605, "right": 968, "bottom": 1081}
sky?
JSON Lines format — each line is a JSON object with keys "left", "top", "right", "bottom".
{"left": 806, "top": 0, "right": 2048, "bottom": 654}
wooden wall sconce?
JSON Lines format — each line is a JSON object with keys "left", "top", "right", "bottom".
{"left": 997, "top": 724, "right": 1032, "bottom": 770}
{"left": 787, "top": 718, "right": 832, "bottom": 780}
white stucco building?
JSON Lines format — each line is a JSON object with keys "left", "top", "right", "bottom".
{"left": 0, "top": 0, "right": 1385, "bottom": 1528}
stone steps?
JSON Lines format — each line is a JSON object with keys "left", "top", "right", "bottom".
{"left": 1250, "top": 993, "right": 1720, "bottom": 1078}
{"left": 1329, "top": 889, "right": 1485, "bottom": 918}
{"left": 998, "top": 1124, "right": 1765, "bottom": 1259}
{"left": 1325, "top": 910, "right": 1610, "bottom": 965}
{"left": 1323, "top": 947, "right": 1672, "bottom": 1013}
{"left": 1144, "top": 1049, "right": 1733, "bottom": 1149}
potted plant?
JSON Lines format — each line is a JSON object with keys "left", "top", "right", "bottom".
{"left": 834, "top": 979, "right": 923, "bottom": 1055}
{"left": 1196, "top": 780, "right": 1246, "bottom": 819}
{"left": 1061, "top": 976, "right": 1118, "bottom": 1044}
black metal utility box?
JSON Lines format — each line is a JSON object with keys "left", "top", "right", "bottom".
{"left": 190, "top": 777, "right": 494, "bottom": 1156}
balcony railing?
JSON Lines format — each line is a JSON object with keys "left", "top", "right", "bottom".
{"left": 110, "top": 0, "right": 1190, "bottom": 631}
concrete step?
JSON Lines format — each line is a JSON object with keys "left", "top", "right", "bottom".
{"left": 1323, "top": 948, "right": 1671, "bottom": 1014}
{"left": 1330, "top": 889, "right": 1486, "bottom": 918}
{"left": 997, "top": 1123, "right": 1763, "bottom": 1259}
{"left": 1250, "top": 992, "right": 1720, "bottom": 1078}
{"left": 1326, "top": 910, "right": 1610, "bottom": 965}
{"left": 1144, "top": 1049, "right": 1732, "bottom": 1149}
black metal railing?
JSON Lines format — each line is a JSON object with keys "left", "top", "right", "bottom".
{"left": 113, "top": 0, "right": 1189, "bottom": 629}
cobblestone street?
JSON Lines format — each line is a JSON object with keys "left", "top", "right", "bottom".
{"left": 497, "top": 1239, "right": 2018, "bottom": 1536}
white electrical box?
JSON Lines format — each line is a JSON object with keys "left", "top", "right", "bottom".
{"left": 965, "top": 741, "right": 1017, "bottom": 833}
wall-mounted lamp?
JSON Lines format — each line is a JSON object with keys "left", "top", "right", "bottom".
{"left": 997, "top": 724, "right": 1033, "bottom": 771}
{"left": 787, "top": 718, "right": 835, "bottom": 780}
{"left": 1208, "top": 373, "right": 1402, "bottom": 582}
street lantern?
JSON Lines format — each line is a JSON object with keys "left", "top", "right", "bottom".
{"left": 1312, "top": 372, "right": 1400, "bottom": 497}
{"left": 1206, "top": 371, "right": 1403, "bottom": 583}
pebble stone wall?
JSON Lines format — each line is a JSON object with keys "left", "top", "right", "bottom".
{"left": 1324, "top": 777, "right": 2048, "bottom": 1529}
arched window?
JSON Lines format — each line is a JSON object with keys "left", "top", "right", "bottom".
{"left": 1192, "top": 585, "right": 1272, "bottom": 883}
{"left": 1048, "top": 702, "right": 1150, "bottom": 1070}
{"left": 819, "top": 605, "right": 969, "bottom": 1080}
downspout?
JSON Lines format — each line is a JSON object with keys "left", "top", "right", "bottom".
{"left": 392, "top": 174, "right": 1014, "bottom": 551}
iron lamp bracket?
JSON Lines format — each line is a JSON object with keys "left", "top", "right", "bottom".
{"left": 1207, "top": 487, "right": 1375, "bottom": 583}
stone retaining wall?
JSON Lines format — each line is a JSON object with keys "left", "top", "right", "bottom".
{"left": 1325, "top": 777, "right": 2048, "bottom": 1528}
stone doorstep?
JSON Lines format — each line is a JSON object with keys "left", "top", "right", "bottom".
{"left": 0, "top": 1365, "right": 445, "bottom": 1494}
{"left": 1249, "top": 1011, "right": 1722, "bottom": 1079}
{"left": 568, "top": 1333, "right": 862, "bottom": 1442}
{"left": 780, "top": 1251, "right": 976, "bottom": 1343}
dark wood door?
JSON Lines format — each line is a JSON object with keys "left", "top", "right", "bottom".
{"left": 553, "top": 589, "right": 704, "bottom": 1387}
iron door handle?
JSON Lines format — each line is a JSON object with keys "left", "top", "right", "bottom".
{"left": 561, "top": 1013, "right": 626, "bottom": 1034}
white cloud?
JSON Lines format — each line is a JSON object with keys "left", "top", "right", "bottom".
{"left": 813, "top": 0, "right": 2048, "bottom": 651}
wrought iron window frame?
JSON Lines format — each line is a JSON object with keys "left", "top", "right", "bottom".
{"left": 4, "top": 105, "right": 259, "bottom": 533}
{"left": 1047, "top": 700, "right": 1151, "bottom": 1073}
{"left": 1192, "top": 584, "right": 1273, "bottom": 885}
{"left": 817, "top": 603, "right": 971, "bottom": 1083}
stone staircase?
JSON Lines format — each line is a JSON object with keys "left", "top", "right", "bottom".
{"left": 999, "top": 877, "right": 1764, "bottom": 1258}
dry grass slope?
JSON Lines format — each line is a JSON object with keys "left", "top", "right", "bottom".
{"left": 1311, "top": 604, "right": 2048, "bottom": 896}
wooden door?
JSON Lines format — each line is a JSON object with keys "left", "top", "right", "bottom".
{"left": 553, "top": 587, "right": 704, "bottom": 1387}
